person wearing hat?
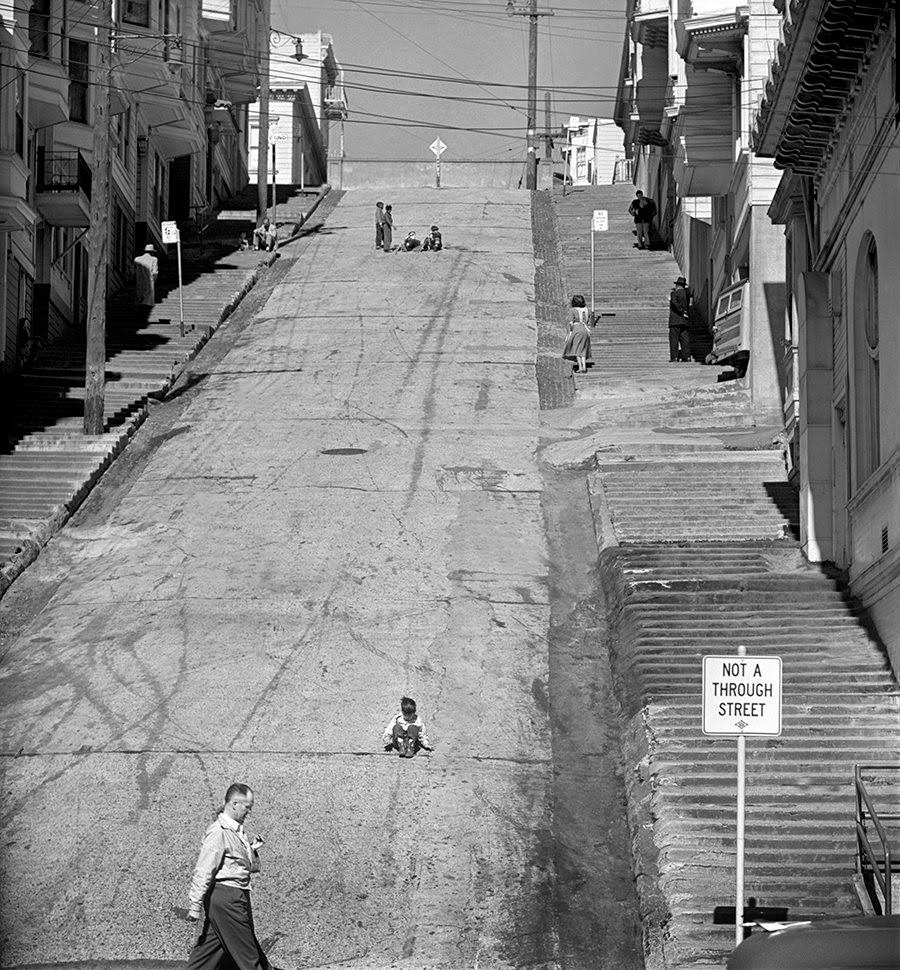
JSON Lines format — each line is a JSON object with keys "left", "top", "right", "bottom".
{"left": 668, "top": 276, "right": 692, "bottom": 362}
{"left": 133, "top": 243, "right": 159, "bottom": 308}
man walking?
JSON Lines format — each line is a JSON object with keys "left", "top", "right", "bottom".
{"left": 668, "top": 276, "right": 692, "bottom": 362}
{"left": 186, "top": 783, "right": 270, "bottom": 970}
{"left": 375, "top": 201, "right": 385, "bottom": 249}
{"left": 133, "top": 243, "right": 159, "bottom": 308}
{"left": 628, "top": 190, "right": 657, "bottom": 250}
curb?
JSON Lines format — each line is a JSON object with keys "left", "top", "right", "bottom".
{"left": 0, "top": 191, "right": 325, "bottom": 601}
{"left": 276, "top": 184, "right": 330, "bottom": 250}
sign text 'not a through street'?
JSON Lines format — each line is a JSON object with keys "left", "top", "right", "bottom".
{"left": 702, "top": 655, "right": 782, "bottom": 737}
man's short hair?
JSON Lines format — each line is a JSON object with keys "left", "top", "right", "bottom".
{"left": 225, "top": 783, "right": 252, "bottom": 803}
{"left": 635, "top": 190, "right": 643, "bottom": 196}
{"left": 400, "top": 696, "right": 416, "bottom": 716}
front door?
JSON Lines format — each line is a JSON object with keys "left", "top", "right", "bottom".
{"left": 168, "top": 155, "right": 191, "bottom": 224}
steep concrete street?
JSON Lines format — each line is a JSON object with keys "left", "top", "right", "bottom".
{"left": 0, "top": 189, "right": 564, "bottom": 970}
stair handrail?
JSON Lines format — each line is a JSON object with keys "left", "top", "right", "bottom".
{"left": 854, "top": 763, "right": 897, "bottom": 915}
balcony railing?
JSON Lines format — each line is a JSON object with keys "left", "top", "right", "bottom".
{"left": 37, "top": 150, "right": 92, "bottom": 200}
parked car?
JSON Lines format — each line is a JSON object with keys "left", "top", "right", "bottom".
{"left": 705, "top": 279, "right": 749, "bottom": 377}
{"left": 727, "top": 914, "right": 900, "bottom": 969}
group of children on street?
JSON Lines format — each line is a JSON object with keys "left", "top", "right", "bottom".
{"left": 375, "top": 202, "right": 443, "bottom": 253}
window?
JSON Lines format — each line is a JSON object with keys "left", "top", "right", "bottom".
{"left": 853, "top": 233, "right": 880, "bottom": 486}
{"left": 153, "top": 153, "right": 166, "bottom": 222}
{"left": 122, "top": 0, "right": 150, "bottom": 26}
{"left": 575, "top": 147, "right": 587, "bottom": 180}
{"left": 115, "top": 107, "right": 131, "bottom": 167}
{"left": 52, "top": 227, "right": 73, "bottom": 279}
{"left": 15, "top": 71, "right": 26, "bottom": 159}
{"left": 68, "top": 39, "right": 89, "bottom": 122}
{"left": 111, "top": 204, "right": 129, "bottom": 275}
{"left": 28, "top": 0, "right": 51, "bottom": 59}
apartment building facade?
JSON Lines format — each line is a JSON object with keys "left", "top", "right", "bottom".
{"left": 0, "top": 0, "right": 264, "bottom": 376}
{"left": 614, "top": 0, "right": 786, "bottom": 422}
{"left": 248, "top": 29, "right": 347, "bottom": 189}
{"left": 754, "top": 1, "right": 899, "bottom": 668}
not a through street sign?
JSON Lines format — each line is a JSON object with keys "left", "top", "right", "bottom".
{"left": 702, "top": 655, "right": 782, "bottom": 736}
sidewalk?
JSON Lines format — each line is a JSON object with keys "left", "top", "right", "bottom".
{"left": 0, "top": 185, "right": 329, "bottom": 595}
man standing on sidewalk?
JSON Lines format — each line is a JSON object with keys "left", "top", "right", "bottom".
{"left": 186, "top": 783, "right": 270, "bottom": 970}
{"left": 668, "top": 276, "right": 692, "bottom": 362}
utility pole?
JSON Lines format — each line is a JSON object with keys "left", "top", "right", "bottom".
{"left": 84, "top": 0, "right": 113, "bottom": 434}
{"left": 543, "top": 91, "right": 552, "bottom": 159}
{"left": 526, "top": 0, "right": 537, "bottom": 189}
{"left": 506, "top": 2, "right": 553, "bottom": 190}
{"left": 256, "top": 0, "right": 271, "bottom": 220}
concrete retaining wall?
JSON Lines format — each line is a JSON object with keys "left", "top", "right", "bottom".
{"left": 329, "top": 158, "right": 526, "bottom": 190}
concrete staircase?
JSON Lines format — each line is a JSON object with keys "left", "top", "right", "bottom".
{"left": 600, "top": 543, "right": 900, "bottom": 967}
{"left": 0, "top": 185, "right": 327, "bottom": 591}
{"left": 549, "top": 184, "right": 900, "bottom": 968}
{"left": 553, "top": 184, "right": 714, "bottom": 384}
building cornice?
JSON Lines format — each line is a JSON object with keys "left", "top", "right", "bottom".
{"left": 753, "top": 0, "right": 891, "bottom": 173}
{"left": 675, "top": 8, "right": 748, "bottom": 67}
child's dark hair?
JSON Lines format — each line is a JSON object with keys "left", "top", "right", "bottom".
{"left": 571, "top": 294, "right": 586, "bottom": 308}
{"left": 400, "top": 696, "right": 416, "bottom": 716}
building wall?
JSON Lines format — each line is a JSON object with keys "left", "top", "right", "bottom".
{"left": 785, "top": 20, "right": 900, "bottom": 672}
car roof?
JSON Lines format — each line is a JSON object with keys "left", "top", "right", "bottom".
{"left": 727, "top": 915, "right": 900, "bottom": 970}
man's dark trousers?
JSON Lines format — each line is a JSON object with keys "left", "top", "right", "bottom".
{"left": 669, "top": 324, "right": 691, "bottom": 361}
{"left": 375, "top": 223, "right": 383, "bottom": 249}
{"left": 188, "top": 885, "right": 269, "bottom": 970}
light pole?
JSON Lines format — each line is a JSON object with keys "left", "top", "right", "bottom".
{"left": 506, "top": 1, "right": 553, "bottom": 190}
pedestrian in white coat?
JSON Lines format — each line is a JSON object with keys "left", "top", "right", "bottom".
{"left": 133, "top": 243, "right": 159, "bottom": 307}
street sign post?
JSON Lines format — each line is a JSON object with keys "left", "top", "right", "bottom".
{"left": 430, "top": 137, "right": 447, "bottom": 188}
{"left": 590, "top": 209, "right": 608, "bottom": 316}
{"left": 161, "top": 220, "right": 185, "bottom": 336}
{"left": 702, "top": 648, "right": 783, "bottom": 947}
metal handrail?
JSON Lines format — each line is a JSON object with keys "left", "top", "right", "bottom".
{"left": 855, "top": 763, "right": 897, "bottom": 915}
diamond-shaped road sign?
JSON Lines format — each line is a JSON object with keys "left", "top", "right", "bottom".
{"left": 430, "top": 137, "right": 447, "bottom": 157}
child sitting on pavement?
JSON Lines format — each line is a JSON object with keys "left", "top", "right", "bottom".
{"left": 383, "top": 696, "right": 433, "bottom": 757}
{"left": 422, "top": 226, "right": 443, "bottom": 251}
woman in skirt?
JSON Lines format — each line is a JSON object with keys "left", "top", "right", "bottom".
{"left": 562, "top": 294, "right": 593, "bottom": 373}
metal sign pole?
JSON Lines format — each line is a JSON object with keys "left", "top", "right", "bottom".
{"left": 736, "top": 644, "right": 746, "bottom": 947}
{"left": 436, "top": 157, "right": 441, "bottom": 188}
{"left": 271, "top": 143, "right": 277, "bottom": 232}
{"left": 590, "top": 227, "right": 595, "bottom": 316}
{"left": 176, "top": 231, "right": 185, "bottom": 336}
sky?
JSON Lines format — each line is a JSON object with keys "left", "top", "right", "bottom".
{"left": 272, "top": 0, "right": 628, "bottom": 164}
